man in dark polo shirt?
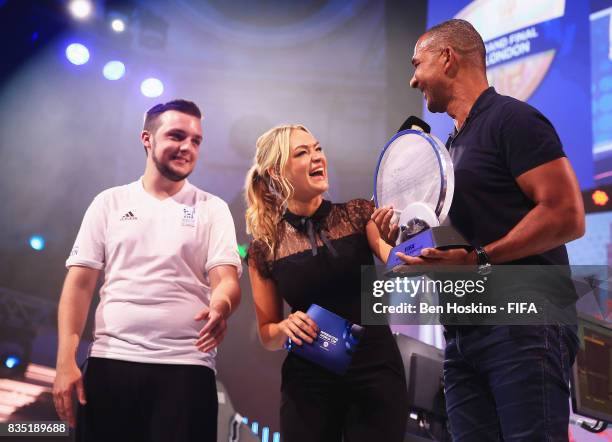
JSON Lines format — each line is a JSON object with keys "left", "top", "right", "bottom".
{"left": 373, "top": 19, "right": 585, "bottom": 441}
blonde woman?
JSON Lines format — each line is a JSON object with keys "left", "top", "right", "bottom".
{"left": 245, "top": 124, "right": 407, "bottom": 442}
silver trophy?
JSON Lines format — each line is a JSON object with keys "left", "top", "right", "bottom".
{"left": 374, "top": 117, "right": 470, "bottom": 272}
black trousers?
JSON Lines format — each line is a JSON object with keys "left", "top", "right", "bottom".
{"left": 280, "top": 327, "right": 408, "bottom": 442}
{"left": 76, "top": 357, "right": 218, "bottom": 442}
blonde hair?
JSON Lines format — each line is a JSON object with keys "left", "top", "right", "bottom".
{"left": 245, "top": 124, "right": 311, "bottom": 253}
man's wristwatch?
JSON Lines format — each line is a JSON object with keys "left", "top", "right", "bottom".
{"left": 475, "top": 246, "right": 492, "bottom": 275}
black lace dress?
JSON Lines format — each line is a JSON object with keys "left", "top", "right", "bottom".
{"left": 249, "top": 199, "right": 407, "bottom": 442}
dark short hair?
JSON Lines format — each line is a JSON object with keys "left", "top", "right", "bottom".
{"left": 424, "top": 19, "right": 486, "bottom": 69}
{"left": 143, "top": 99, "right": 202, "bottom": 133}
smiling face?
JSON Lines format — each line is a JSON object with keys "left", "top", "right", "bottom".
{"left": 283, "top": 128, "right": 328, "bottom": 201}
{"left": 409, "top": 36, "right": 451, "bottom": 114}
{"left": 143, "top": 110, "right": 203, "bottom": 182}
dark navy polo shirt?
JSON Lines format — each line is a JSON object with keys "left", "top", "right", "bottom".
{"left": 446, "top": 87, "right": 569, "bottom": 265}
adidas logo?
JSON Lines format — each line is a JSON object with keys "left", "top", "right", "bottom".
{"left": 120, "top": 211, "right": 138, "bottom": 221}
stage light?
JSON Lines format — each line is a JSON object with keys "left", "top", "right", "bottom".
{"left": 103, "top": 61, "right": 125, "bottom": 80}
{"left": 68, "top": 0, "right": 92, "bottom": 20}
{"left": 592, "top": 190, "right": 609, "bottom": 206}
{"left": 251, "top": 422, "right": 259, "bottom": 434}
{"left": 111, "top": 18, "right": 125, "bottom": 33}
{"left": 0, "top": 337, "right": 32, "bottom": 379}
{"left": 262, "top": 427, "right": 270, "bottom": 442}
{"left": 4, "top": 355, "right": 20, "bottom": 369}
{"left": 65, "top": 43, "right": 90, "bottom": 65}
{"left": 272, "top": 433, "right": 280, "bottom": 442}
{"left": 140, "top": 78, "right": 164, "bottom": 97}
{"left": 29, "top": 235, "right": 45, "bottom": 251}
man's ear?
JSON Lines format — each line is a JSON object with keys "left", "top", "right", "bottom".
{"left": 442, "top": 47, "right": 457, "bottom": 75}
{"left": 141, "top": 130, "right": 151, "bottom": 151}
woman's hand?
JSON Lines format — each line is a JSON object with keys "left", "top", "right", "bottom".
{"left": 371, "top": 206, "right": 399, "bottom": 245}
{"left": 278, "top": 311, "right": 319, "bottom": 345}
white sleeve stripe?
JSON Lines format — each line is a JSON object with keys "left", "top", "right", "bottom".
{"left": 66, "top": 258, "right": 104, "bottom": 270}
{"left": 205, "top": 260, "right": 243, "bottom": 277}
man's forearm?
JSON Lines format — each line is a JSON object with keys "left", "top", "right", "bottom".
{"left": 56, "top": 270, "right": 97, "bottom": 367}
{"left": 210, "top": 278, "right": 241, "bottom": 319}
{"left": 57, "top": 292, "right": 93, "bottom": 366}
{"left": 485, "top": 202, "right": 584, "bottom": 263}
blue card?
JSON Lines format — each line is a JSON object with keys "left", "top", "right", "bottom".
{"left": 285, "top": 304, "right": 364, "bottom": 375}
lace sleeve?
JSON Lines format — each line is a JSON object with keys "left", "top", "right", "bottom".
{"left": 345, "top": 198, "right": 375, "bottom": 233}
{"left": 246, "top": 239, "right": 274, "bottom": 280}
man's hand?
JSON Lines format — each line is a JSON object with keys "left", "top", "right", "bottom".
{"left": 194, "top": 305, "right": 228, "bottom": 353}
{"left": 371, "top": 206, "right": 399, "bottom": 245}
{"left": 396, "top": 247, "right": 475, "bottom": 266}
{"left": 54, "top": 265, "right": 98, "bottom": 428}
{"left": 195, "top": 265, "right": 240, "bottom": 352}
{"left": 53, "top": 362, "right": 86, "bottom": 427}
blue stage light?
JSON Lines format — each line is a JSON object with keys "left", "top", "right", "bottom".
{"left": 103, "top": 61, "right": 125, "bottom": 80}
{"left": 68, "top": 0, "right": 92, "bottom": 20}
{"left": 29, "top": 235, "right": 45, "bottom": 251}
{"left": 251, "top": 422, "right": 259, "bottom": 434}
{"left": 65, "top": 43, "right": 90, "bottom": 65}
{"left": 262, "top": 427, "right": 270, "bottom": 442}
{"left": 140, "top": 78, "right": 163, "bottom": 97}
{"left": 111, "top": 18, "right": 125, "bottom": 33}
{"left": 4, "top": 356, "right": 20, "bottom": 369}
{"left": 273, "top": 432, "right": 280, "bottom": 442}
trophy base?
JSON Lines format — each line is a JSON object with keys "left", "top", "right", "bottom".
{"left": 385, "top": 226, "right": 471, "bottom": 273}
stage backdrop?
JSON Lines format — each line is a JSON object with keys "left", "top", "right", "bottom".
{"left": 0, "top": 0, "right": 427, "bottom": 433}
{"left": 424, "top": 0, "right": 594, "bottom": 188}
